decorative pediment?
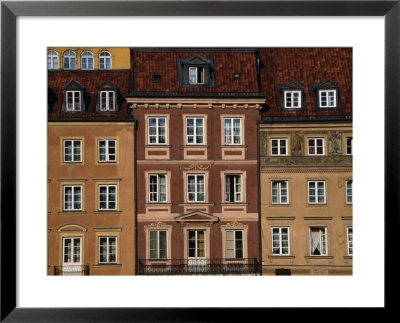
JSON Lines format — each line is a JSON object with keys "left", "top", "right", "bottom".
{"left": 278, "top": 80, "right": 304, "bottom": 90}
{"left": 312, "top": 80, "right": 339, "bottom": 90}
{"left": 182, "top": 54, "right": 213, "bottom": 67}
{"left": 61, "top": 80, "right": 85, "bottom": 91}
{"left": 180, "top": 163, "right": 211, "bottom": 171}
{"left": 57, "top": 223, "right": 88, "bottom": 232}
{"left": 97, "top": 80, "right": 119, "bottom": 90}
{"left": 175, "top": 210, "right": 219, "bottom": 223}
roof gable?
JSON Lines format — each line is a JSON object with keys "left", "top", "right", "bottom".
{"left": 175, "top": 210, "right": 219, "bottom": 223}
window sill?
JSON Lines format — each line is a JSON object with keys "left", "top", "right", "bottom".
{"left": 58, "top": 210, "right": 86, "bottom": 215}
{"left": 179, "top": 202, "right": 215, "bottom": 206}
{"left": 307, "top": 203, "right": 328, "bottom": 207}
{"left": 93, "top": 263, "right": 122, "bottom": 267}
{"left": 145, "top": 203, "right": 172, "bottom": 206}
{"left": 220, "top": 145, "right": 247, "bottom": 148}
{"left": 304, "top": 256, "right": 333, "bottom": 260}
{"left": 268, "top": 255, "right": 295, "bottom": 259}
{"left": 220, "top": 202, "right": 248, "bottom": 206}
{"left": 343, "top": 256, "right": 353, "bottom": 260}
{"left": 182, "top": 144, "right": 209, "bottom": 148}
{"left": 94, "top": 210, "right": 122, "bottom": 214}
{"left": 270, "top": 203, "right": 291, "bottom": 207}
{"left": 144, "top": 144, "right": 171, "bottom": 148}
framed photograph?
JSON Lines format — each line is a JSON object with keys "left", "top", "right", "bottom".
{"left": 1, "top": 0, "right": 396, "bottom": 321}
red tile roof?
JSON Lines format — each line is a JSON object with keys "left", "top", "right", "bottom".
{"left": 132, "top": 50, "right": 260, "bottom": 94}
{"left": 258, "top": 48, "right": 352, "bottom": 117}
{"left": 48, "top": 70, "right": 132, "bottom": 120}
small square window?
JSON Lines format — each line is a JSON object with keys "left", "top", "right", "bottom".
{"left": 308, "top": 181, "right": 326, "bottom": 204}
{"left": 189, "top": 66, "right": 205, "bottom": 84}
{"left": 98, "top": 185, "right": 117, "bottom": 210}
{"left": 63, "top": 185, "right": 82, "bottom": 211}
{"left": 319, "top": 90, "right": 336, "bottom": 107}
{"left": 152, "top": 73, "right": 161, "bottom": 83}
{"left": 284, "top": 91, "right": 301, "bottom": 108}
{"left": 271, "top": 181, "right": 289, "bottom": 204}
{"left": 308, "top": 138, "right": 324, "bottom": 155}
{"left": 98, "top": 139, "right": 116, "bottom": 162}
{"left": 148, "top": 117, "right": 167, "bottom": 144}
{"left": 271, "top": 139, "right": 287, "bottom": 156}
{"left": 63, "top": 140, "right": 81, "bottom": 163}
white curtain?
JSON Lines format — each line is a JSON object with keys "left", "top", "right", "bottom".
{"left": 310, "top": 229, "right": 321, "bottom": 255}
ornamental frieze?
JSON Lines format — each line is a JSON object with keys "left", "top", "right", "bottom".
{"left": 291, "top": 131, "right": 304, "bottom": 156}
{"left": 328, "top": 130, "right": 342, "bottom": 155}
{"left": 180, "top": 163, "right": 211, "bottom": 170}
{"left": 260, "top": 155, "right": 352, "bottom": 167}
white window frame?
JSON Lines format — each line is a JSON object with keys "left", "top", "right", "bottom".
{"left": 284, "top": 90, "right": 302, "bottom": 108}
{"left": 346, "top": 180, "right": 352, "bottom": 204}
{"left": 224, "top": 174, "right": 242, "bottom": 203}
{"left": 271, "top": 180, "right": 289, "bottom": 204}
{"left": 99, "top": 90, "right": 116, "bottom": 111}
{"left": 63, "top": 50, "right": 76, "bottom": 70}
{"left": 308, "top": 138, "right": 324, "bottom": 155}
{"left": 270, "top": 138, "right": 288, "bottom": 156}
{"left": 149, "top": 230, "right": 168, "bottom": 259}
{"left": 187, "top": 174, "right": 205, "bottom": 202}
{"left": 81, "top": 51, "right": 94, "bottom": 70}
{"left": 225, "top": 230, "right": 244, "bottom": 259}
{"left": 319, "top": 90, "right": 337, "bottom": 107}
{"left": 63, "top": 139, "right": 82, "bottom": 163}
{"left": 346, "top": 137, "right": 353, "bottom": 155}
{"left": 48, "top": 50, "right": 59, "bottom": 69}
{"left": 98, "top": 139, "right": 116, "bottom": 163}
{"left": 308, "top": 181, "right": 326, "bottom": 204}
{"left": 99, "top": 51, "right": 112, "bottom": 70}
{"left": 271, "top": 227, "right": 290, "bottom": 255}
{"left": 98, "top": 236, "right": 117, "bottom": 264}
{"left": 188, "top": 66, "right": 205, "bottom": 84}
{"left": 98, "top": 185, "right": 117, "bottom": 211}
{"left": 63, "top": 185, "right": 82, "bottom": 211}
{"left": 309, "top": 227, "right": 328, "bottom": 256}
{"left": 148, "top": 117, "right": 167, "bottom": 145}
{"left": 347, "top": 227, "right": 353, "bottom": 256}
{"left": 186, "top": 117, "right": 204, "bottom": 145}
{"left": 149, "top": 174, "right": 167, "bottom": 203}
{"left": 65, "top": 91, "right": 81, "bottom": 111}
{"left": 223, "top": 118, "right": 242, "bottom": 145}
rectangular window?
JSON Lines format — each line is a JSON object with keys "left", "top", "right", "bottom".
{"left": 66, "top": 91, "right": 81, "bottom": 111}
{"left": 98, "top": 139, "right": 116, "bottom": 162}
{"left": 224, "top": 118, "right": 242, "bottom": 145}
{"left": 347, "top": 227, "right": 353, "bottom": 256}
{"left": 98, "top": 237, "right": 117, "bottom": 263}
{"left": 187, "top": 174, "right": 205, "bottom": 202}
{"left": 226, "top": 230, "right": 243, "bottom": 259}
{"left": 272, "top": 227, "right": 290, "bottom": 255}
{"left": 271, "top": 139, "right": 288, "bottom": 156}
{"left": 149, "top": 230, "right": 167, "bottom": 259}
{"left": 319, "top": 90, "right": 336, "bottom": 107}
{"left": 310, "top": 227, "right": 327, "bottom": 256}
{"left": 189, "top": 67, "right": 204, "bottom": 84}
{"left": 98, "top": 185, "right": 117, "bottom": 210}
{"left": 63, "top": 185, "right": 82, "bottom": 211}
{"left": 63, "top": 140, "right": 81, "bottom": 163}
{"left": 346, "top": 137, "right": 352, "bottom": 155}
{"left": 346, "top": 180, "right": 352, "bottom": 204}
{"left": 186, "top": 117, "right": 204, "bottom": 144}
{"left": 308, "top": 181, "right": 326, "bottom": 204}
{"left": 225, "top": 175, "right": 242, "bottom": 203}
{"left": 148, "top": 117, "right": 167, "bottom": 144}
{"left": 271, "top": 181, "right": 288, "bottom": 204}
{"left": 149, "top": 174, "right": 167, "bottom": 203}
{"left": 284, "top": 91, "right": 301, "bottom": 108}
{"left": 308, "top": 138, "right": 324, "bottom": 155}
{"left": 100, "top": 91, "right": 115, "bottom": 111}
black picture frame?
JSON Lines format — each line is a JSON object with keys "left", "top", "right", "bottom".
{"left": 1, "top": 0, "right": 397, "bottom": 321}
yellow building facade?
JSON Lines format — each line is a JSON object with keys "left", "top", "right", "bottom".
{"left": 259, "top": 119, "right": 353, "bottom": 275}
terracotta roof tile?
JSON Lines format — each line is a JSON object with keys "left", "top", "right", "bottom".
{"left": 48, "top": 70, "right": 132, "bottom": 120}
{"left": 258, "top": 48, "right": 352, "bottom": 117}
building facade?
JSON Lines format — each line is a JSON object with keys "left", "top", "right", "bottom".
{"left": 47, "top": 48, "right": 136, "bottom": 275}
{"left": 257, "top": 48, "right": 353, "bottom": 275}
{"left": 127, "top": 49, "right": 265, "bottom": 275}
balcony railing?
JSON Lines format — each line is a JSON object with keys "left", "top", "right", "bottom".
{"left": 54, "top": 265, "right": 89, "bottom": 276}
{"left": 138, "top": 258, "right": 260, "bottom": 275}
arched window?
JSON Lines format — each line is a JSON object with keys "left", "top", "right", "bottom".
{"left": 81, "top": 51, "right": 94, "bottom": 70}
{"left": 63, "top": 50, "right": 76, "bottom": 69}
{"left": 47, "top": 50, "right": 59, "bottom": 69}
{"left": 99, "top": 51, "right": 112, "bottom": 70}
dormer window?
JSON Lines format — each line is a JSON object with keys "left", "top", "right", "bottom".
{"left": 100, "top": 91, "right": 115, "bottom": 111}
{"left": 189, "top": 66, "right": 204, "bottom": 84}
{"left": 63, "top": 50, "right": 76, "bottom": 70}
{"left": 278, "top": 81, "right": 305, "bottom": 110}
{"left": 61, "top": 80, "right": 86, "bottom": 112}
{"left": 66, "top": 91, "right": 81, "bottom": 111}
{"left": 312, "top": 80, "right": 342, "bottom": 110}
{"left": 178, "top": 55, "right": 214, "bottom": 88}
{"left": 96, "top": 81, "right": 119, "bottom": 112}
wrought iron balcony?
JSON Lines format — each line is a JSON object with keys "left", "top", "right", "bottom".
{"left": 54, "top": 265, "right": 89, "bottom": 276}
{"left": 138, "top": 258, "right": 260, "bottom": 275}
